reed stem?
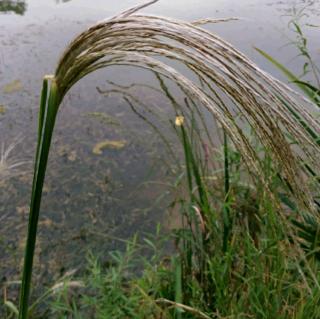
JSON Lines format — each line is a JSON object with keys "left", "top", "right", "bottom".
{"left": 18, "top": 80, "right": 59, "bottom": 319}
{"left": 223, "top": 130, "right": 230, "bottom": 252}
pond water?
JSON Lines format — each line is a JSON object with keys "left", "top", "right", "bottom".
{"left": 0, "top": 0, "right": 319, "bottom": 307}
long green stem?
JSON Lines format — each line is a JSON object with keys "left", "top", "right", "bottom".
{"left": 223, "top": 130, "right": 230, "bottom": 253}
{"left": 18, "top": 80, "right": 59, "bottom": 319}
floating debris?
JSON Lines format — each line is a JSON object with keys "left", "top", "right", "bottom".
{"left": 92, "top": 139, "right": 127, "bottom": 155}
{"left": 39, "top": 218, "right": 55, "bottom": 228}
{"left": 16, "top": 205, "right": 29, "bottom": 215}
{"left": 67, "top": 150, "right": 77, "bottom": 162}
{"left": 3, "top": 80, "right": 23, "bottom": 94}
{"left": 56, "top": 145, "right": 77, "bottom": 162}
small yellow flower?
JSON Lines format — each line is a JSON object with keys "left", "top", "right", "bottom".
{"left": 175, "top": 115, "right": 184, "bottom": 126}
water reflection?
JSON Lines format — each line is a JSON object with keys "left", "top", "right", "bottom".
{"left": 0, "top": 0, "right": 26, "bottom": 15}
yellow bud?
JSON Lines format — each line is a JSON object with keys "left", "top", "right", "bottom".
{"left": 175, "top": 115, "right": 184, "bottom": 126}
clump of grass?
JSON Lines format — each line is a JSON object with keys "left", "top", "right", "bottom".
{"left": 256, "top": 6, "right": 320, "bottom": 260}
{"left": 0, "top": 137, "right": 29, "bottom": 183}
{"left": 47, "top": 207, "right": 320, "bottom": 318}
{"left": 18, "top": 1, "right": 320, "bottom": 318}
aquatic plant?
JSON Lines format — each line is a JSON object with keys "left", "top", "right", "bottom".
{"left": 18, "top": 0, "right": 320, "bottom": 318}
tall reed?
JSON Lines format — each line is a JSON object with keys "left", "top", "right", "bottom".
{"left": 18, "top": 1, "right": 320, "bottom": 318}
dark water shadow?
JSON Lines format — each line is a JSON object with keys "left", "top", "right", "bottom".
{"left": 55, "top": 0, "right": 73, "bottom": 3}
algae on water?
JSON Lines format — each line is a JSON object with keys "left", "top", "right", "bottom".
{"left": 0, "top": 105, "right": 6, "bottom": 114}
{"left": 85, "top": 112, "right": 120, "bottom": 126}
{"left": 3, "top": 80, "right": 23, "bottom": 94}
{"left": 92, "top": 139, "right": 127, "bottom": 155}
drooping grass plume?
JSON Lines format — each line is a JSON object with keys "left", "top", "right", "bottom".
{"left": 19, "top": 0, "right": 320, "bottom": 318}
{"left": 54, "top": 3, "right": 319, "bottom": 212}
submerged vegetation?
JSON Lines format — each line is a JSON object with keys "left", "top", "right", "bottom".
{"left": 1, "top": 0, "right": 319, "bottom": 318}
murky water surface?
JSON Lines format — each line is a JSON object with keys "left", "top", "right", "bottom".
{"left": 0, "top": 0, "right": 319, "bottom": 305}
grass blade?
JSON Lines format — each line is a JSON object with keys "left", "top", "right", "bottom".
{"left": 254, "top": 47, "right": 317, "bottom": 102}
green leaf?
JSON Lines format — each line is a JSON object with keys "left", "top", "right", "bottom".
{"left": 5, "top": 300, "right": 19, "bottom": 316}
{"left": 254, "top": 47, "right": 317, "bottom": 102}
